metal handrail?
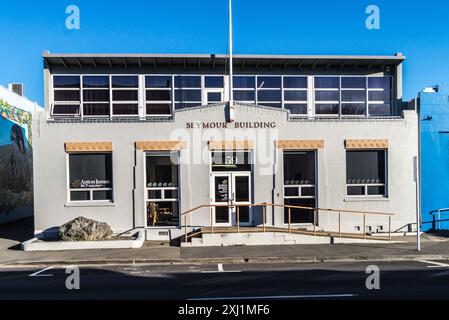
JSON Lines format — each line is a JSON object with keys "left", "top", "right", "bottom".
{"left": 429, "top": 208, "right": 449, "bottom": 230}
{"left": 181, "top": 203, "right": 394, "bottom": 243}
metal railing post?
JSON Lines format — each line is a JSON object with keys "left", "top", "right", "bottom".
{"left": 237, "top": 206, "right": 240, "bottom": 233}
{"left": 288, "top": 207, "right": 291, "bottom": 234}
{"left": 210, "top": 207, "right": 214, "bottom": 234}
{"left": 313, "top": 209, "right": 317, "bottom": 236}
{"left": 263, "top": 204, "right": 266, "bottom": 232}
{"left": 389, "top": 216, "right": 392, "bottom": 243}
{"left": 339, "top": 211, "right": 342, "bottom": 238}
{"left": 184, "top": 214, "right": 187, "bottom": 243}
{"left": 363, "top": 213, "right": 366, "bottom": 239}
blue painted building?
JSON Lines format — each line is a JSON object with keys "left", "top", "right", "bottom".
{"left": 420, "top": 84, "right": 449, "bottom": 230}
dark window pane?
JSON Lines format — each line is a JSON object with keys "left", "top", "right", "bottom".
{"left": 285, "top": 104, "right": 307, "bottom": 114}
{"left": 146, "top": 104, "right": 172, "bottom": 115}
{"left": 112, "top": 104, "right": 138, "bottom": 115}
{"left": 164, "top": 189, "right": 179, "bottom": 199}
{"left": 54, "top": 90, "right": 80, "bottom": 102}
{"left": 346, "top": 150, "right": 386, "bottom": 183}
{"left": 369, "top": 91, "right": 391, "bottom": 101}
{"left": 284, "top": 187, "right": 299, "bottom": 197}
{"left": 83, "top": 90, "right": 110, "bottom": 102}
{"left": 205, "top": 76, "right": 224, "bottom": 88}
{"left": 347, "top": 186, "right": 365, "bottom": 196}
{"left": 146, "top": 155, "right": 179, "bottom": 186}
{"left": 368, "top": 186, "right": 386, "bottom": 196}
{"left": 235, "top": 176, "right": 249, "bottom": 202}
{"left": 260, "top": 103, "right": 281, "bottom": 108}
{"left": 257, "top": 76, "right": 281, "bottom": 89}
{"left": 147, "top": 201, "right": 179, "bottom": 227}
{"left": 207, "top": 92, "right": 222, "bottom": 103}
{"left": 175, "top": 89, "right": 201, "bottom": 101}
{"left": 175, "top": 103, "right": 200, "bottom": 109}
{"left": 83, "top": 76, "right": 109, "bottom": 88}
{"left": 53, "top": 104, "right": 80, "bottom": 115}
{"left": 315, "top": 104, "right": 339, "bottom": 114}
{"left": 342, "top": 90, "right": 366, "bottom": 102}
{"left": 369, "top": 104, "right": 391, "bottom": 116}
{"left": 341, "top": 103, "right": 366, "bottom": 115}
{"left": 146, "top": 76, "right": 171, "bottom": 88}
{"left": 54, "top": 76, "right": 80, "bottom": 88}
{"left": 284, "top": 77, "right": 307, "bottom": 89}
{"left": 315, "top": 91, "right": 339, "bottom": 101}
{"left": 284, "top": 151, "right": 315, "bottom": 184}
{"left": 258, "top": 90, "right": 281, "bottom": 101}
{"left": 211, "top": 151, "right": 252, "bottom": 172}
{"left": 93, "top": 190, "right": 113, "bottom": 201}
{"left": 112, "top": 76, "right": 138, "bottom": 88}
{"left": 284, "top": 91, "right": 307, "bottom": 101}
{"left": 83, "top": 103, "right": 110, "bottom": 116}
{"left": 148, "top": 190, "right": 162, "bottom": 199}
{"left": 284, "top": 198, "right": 315, "bottom": 224}
{"left": 301, "top": 187, "right": 315, "bottom": 197}
{"left": 234, "top": 90, "right": 255, "bottom": 101}
{"left": 146, "top": 90, "right": 171, "bottom": 101}
{"left": 341, "top": 77, "right": 366, "bottom": 89}
{"left": 174, "top": 76, "right": 201, "bottom": 88}
{"left": 233, "top": 76, "right": 255, "bottom": 89}
{"left": 112, "top": 90, "right": 138, "bottom": 101}
{"left": 315, "top": 77, "right": 339, "bottom": 89}
{"left": 70, "top": 191, "right": 90, "bottom": 201}
{"left": 69, "top": 153, "right": 113, "bottom": 189}
{"left": 369, "top": 77, "right": 391, "bottom": 90}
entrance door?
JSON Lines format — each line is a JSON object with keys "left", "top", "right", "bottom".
{"left": 211, "top": 173, "right": 252, "bottom": 226}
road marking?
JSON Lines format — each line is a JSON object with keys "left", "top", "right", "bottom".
{"left": 29, "top": 267, "right": 54, "bottom": 277}
{"left": 189, "top": 293, "right": 359, "bottom": 301}
{"left": 417, "top": 260, "right": 449, "bottom": 268}
{"left": 201, "top": 263, "right": 242, "bottom": 274}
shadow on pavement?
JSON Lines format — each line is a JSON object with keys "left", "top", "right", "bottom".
{"left": 0, "top": 217, "right": 34, "bottom": 250}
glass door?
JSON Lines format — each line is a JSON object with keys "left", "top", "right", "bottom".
{"left": 232, "top": 173, "right": 252, "bottom": 226}
{"left": 211, "top": 174, "right": 232, "bottom": 225}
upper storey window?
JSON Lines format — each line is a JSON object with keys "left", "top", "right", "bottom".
{"left": 83, "top": 76, "right": 110, "bottom": 116}
{"left": 257, "top": 76, "right": 281, "bottom": 108}
{"left": 111, "top": 76, "right": 139, "bottom": 116}
{"left": 145, "top": 76, "right": 173, "bottom": 116}
{"left": 174, "top": 76, "right": 202, "bottom": 110}
{"left": 52, "top": 76, "right": 81, "bottom": 116}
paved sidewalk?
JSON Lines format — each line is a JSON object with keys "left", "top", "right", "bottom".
{"left": 1, "top": 218, "right": 449, "bottom": 267}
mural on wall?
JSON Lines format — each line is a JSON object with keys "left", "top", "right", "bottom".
{"left": 0, "top": 99, "right": 33, "bottom": 215}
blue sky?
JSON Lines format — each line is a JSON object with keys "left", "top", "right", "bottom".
{"left": 1, "top": 0, "right": 449, "bottom": 105}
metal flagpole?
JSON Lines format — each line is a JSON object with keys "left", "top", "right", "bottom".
{"left": 228, "top": 0, "right": 235, "bottom": 122}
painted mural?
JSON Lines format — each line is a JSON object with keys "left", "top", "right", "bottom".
{"left": 0, "top": 99, "right": 33, "bottom": 215}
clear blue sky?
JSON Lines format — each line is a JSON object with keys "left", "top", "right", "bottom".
{"left": 1, "top": 0, "right": 449, "bottom": 105}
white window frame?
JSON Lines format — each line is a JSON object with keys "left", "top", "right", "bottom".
{"left": 110, "top": 75, "right": 140, "bottom": 117}
{"left": 144, "top": 74, "right": 174, "bottom": 117}
{"left": 144, "top": 151, "right": 181, "bottom": 228}
{"left": 345, "top": 149, "right": 388, "bottom": 198}
{"left": 282, "top": 75, "right": 309, "bottom": 116}
{"left": 66, "top": 152, "right": 114, "bottom": 204}
{"left": 51, "top": 74, "right": 82, "bottom": 118}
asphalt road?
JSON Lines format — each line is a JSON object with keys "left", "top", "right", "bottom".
{"left": 1, "top": 260, "right": 449, "bottom": 300}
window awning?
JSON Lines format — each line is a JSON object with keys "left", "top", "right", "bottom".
{"left": 136, "top": 141, "right": 186, "bottom": 151}
{"left": 65, "top": 142, "right": 113, "bottom": 152}
{"left": 345, "top": 139, "right": 389, "bottom": 149}
{"left": 208, "top": 140, "right": 254, "bottom": 150}
{"left": 276, "top": 140, "right": 324, "bottom": 150}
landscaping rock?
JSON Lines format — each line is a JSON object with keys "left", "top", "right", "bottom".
{"left": 58, "top": 217, "right": 113, "bottom": 241}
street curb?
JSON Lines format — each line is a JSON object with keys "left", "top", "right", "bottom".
{"left": 2, "top": 254, "right": 449, "bottom": 269}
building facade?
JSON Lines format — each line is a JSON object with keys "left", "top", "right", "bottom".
{"left": 0, "top": 85, "right": 38, "bottom": 224}
{"left": 33, "top": 52, "right": 418, "bottom": 241}
{"left": 419, "top": 84, "right": 449, "bottom": 231}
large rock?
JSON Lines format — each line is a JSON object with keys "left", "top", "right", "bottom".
{"left": 58, "top": 217, "right": 113, "bottom": 241}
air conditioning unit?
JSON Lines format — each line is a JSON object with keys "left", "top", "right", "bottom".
{"left": 8, "top": 83, "right": 24, "bottom": 96}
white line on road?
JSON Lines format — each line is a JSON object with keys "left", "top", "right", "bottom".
{"left": 200, "top": 263, "right": 242, "bottom": 274}
{"left": 417, "top": 260, "right": 449, "bottom": 268}
{"left": 218, "top": 263, "right": 224, "bottom": 272}
{"left": 189, "top": 293, "right": 359, "bottom": 301}
{"left": 29, "top": 267, "right": 54, "bottom": 277}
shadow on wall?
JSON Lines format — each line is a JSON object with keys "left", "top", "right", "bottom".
{"left": 0, "top": 123, "right": 33, "bottom": 216}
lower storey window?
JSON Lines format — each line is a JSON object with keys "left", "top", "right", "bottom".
{"left": 69, "top": 153, "right": 113, "bottom": 202}
{"left": 346, "top": 150, "right": 387, "bottom": 197}
{"left": 283, "top": 151, "right": 316, "bottom": 224}
{"left": 146, "top": 152, "right": 180, "bottom": 226}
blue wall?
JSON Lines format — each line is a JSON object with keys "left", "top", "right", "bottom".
{"left": 420, "top": 84, "right": 449, "bottom": 230}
